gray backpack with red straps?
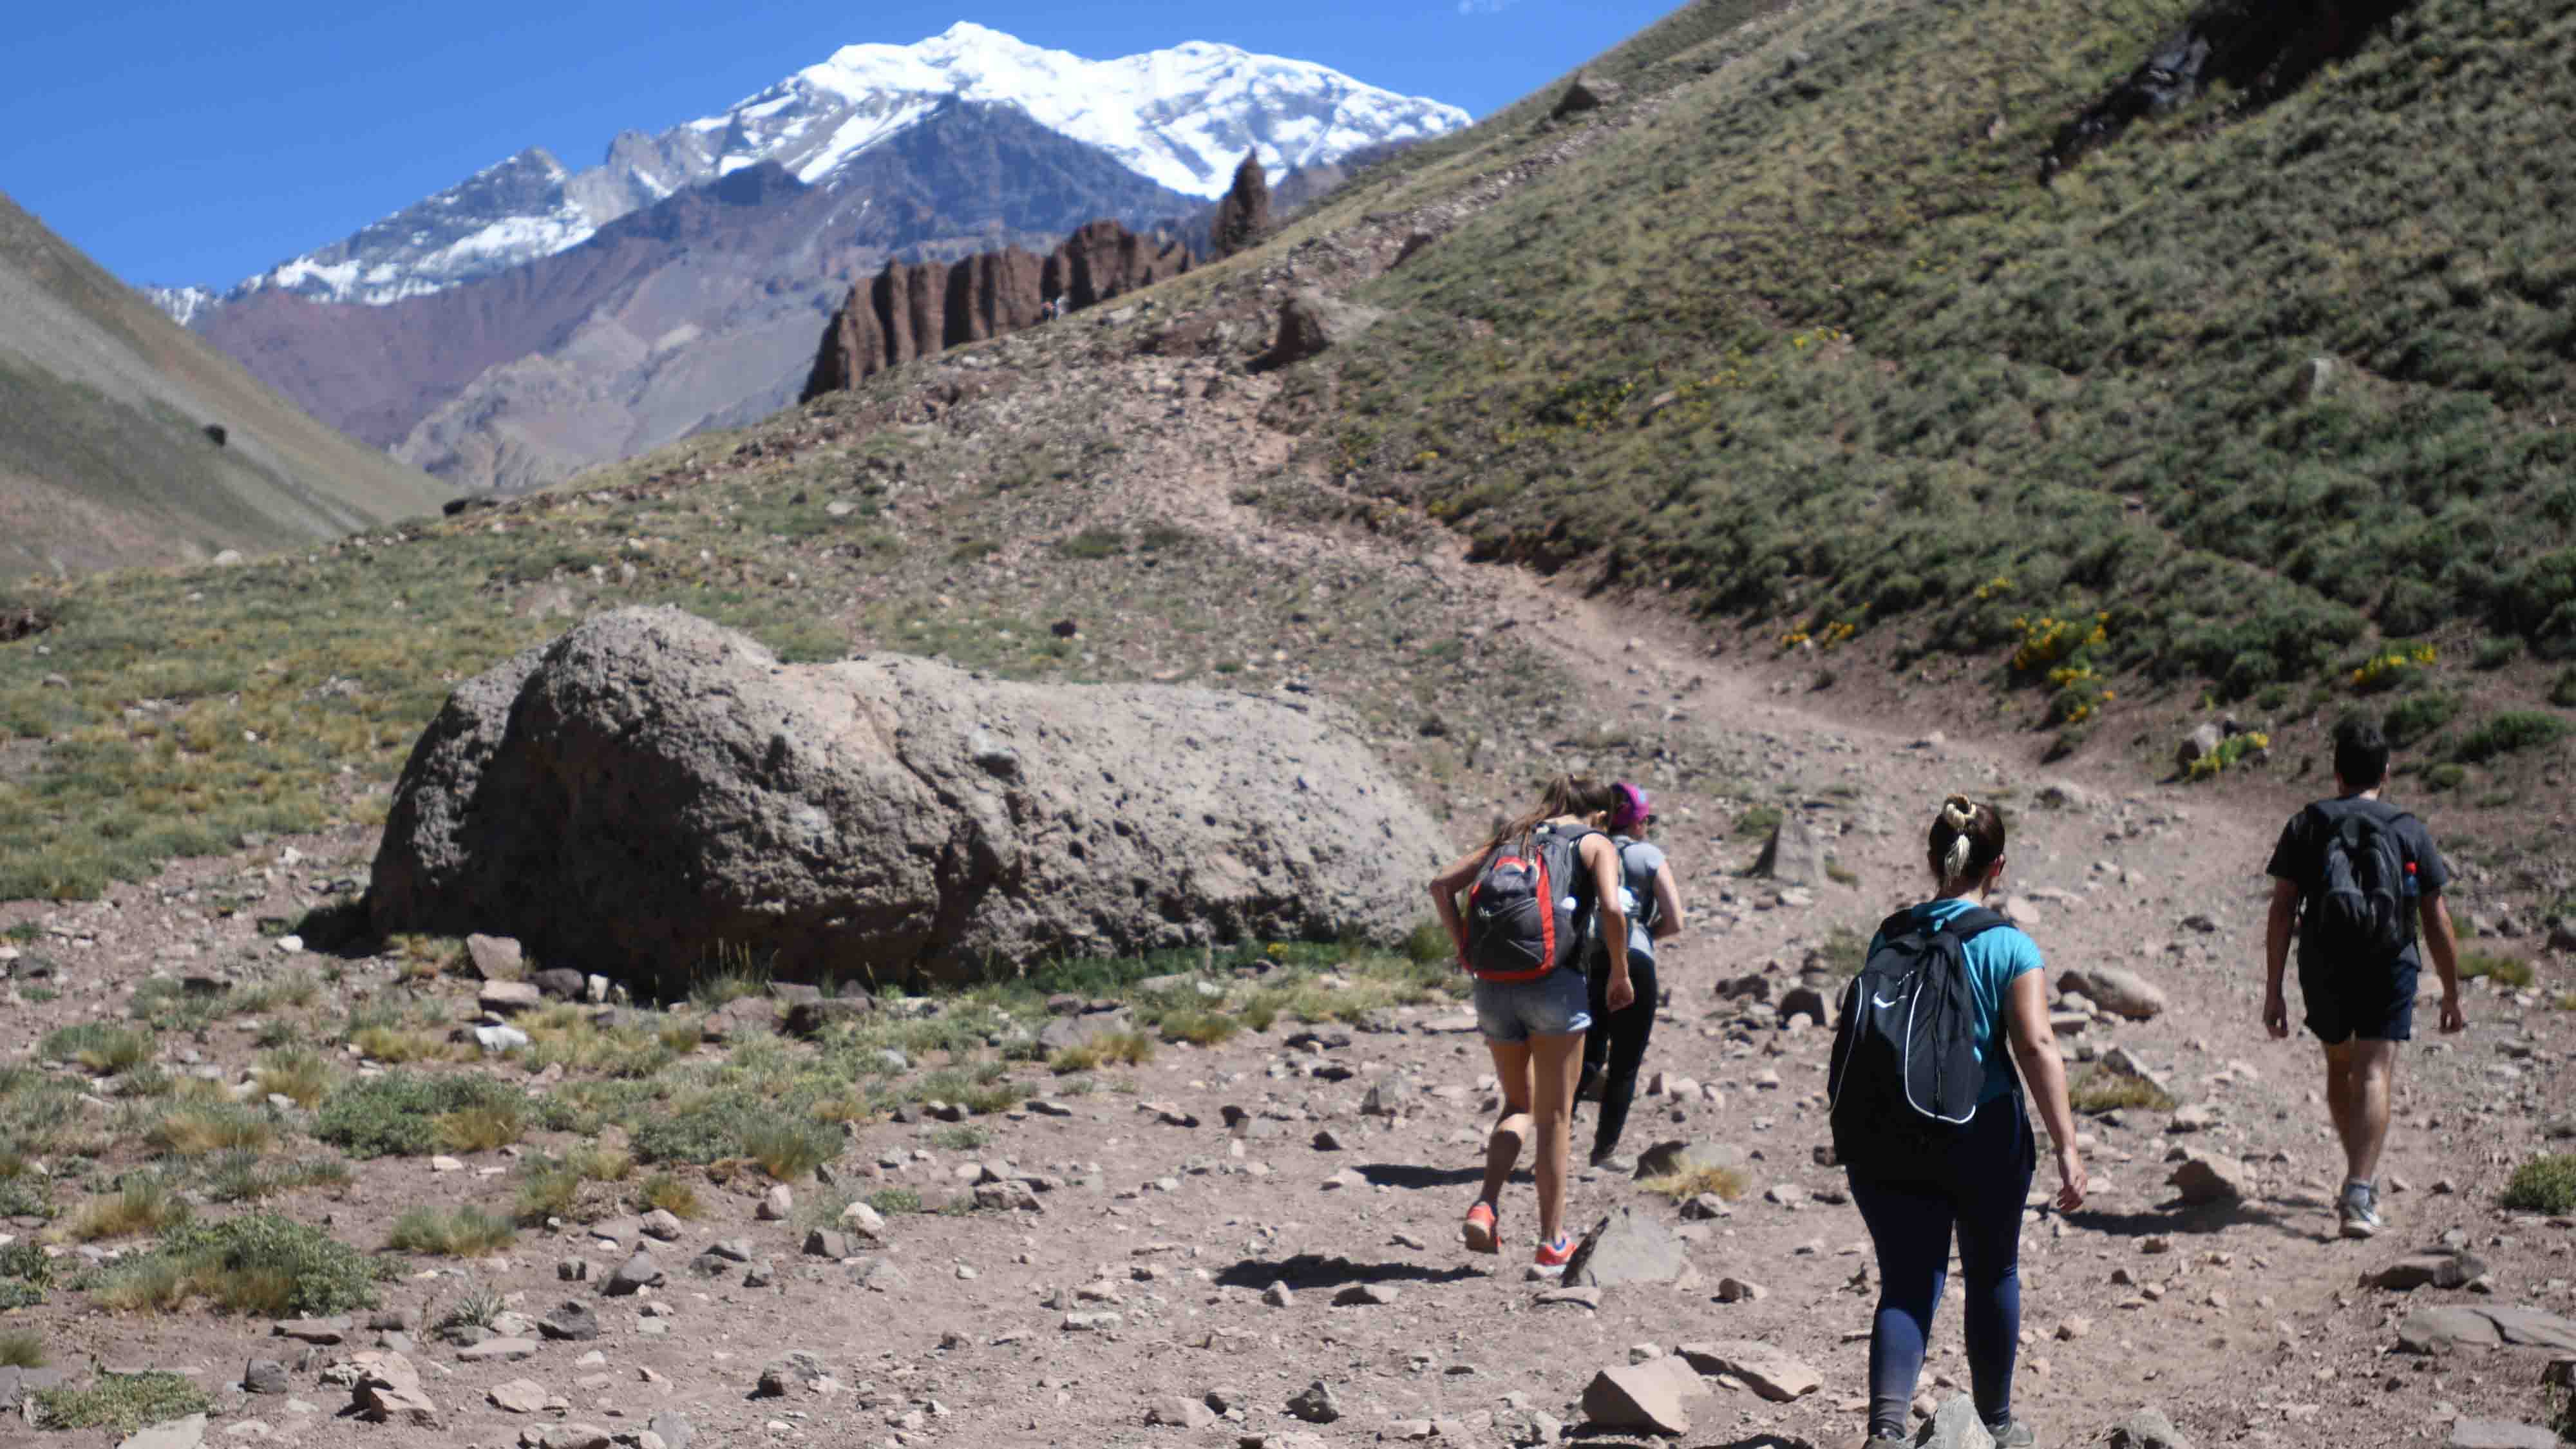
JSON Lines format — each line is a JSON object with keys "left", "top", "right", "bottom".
{"left": 1463, "top": 823, "right": 1597, "bottom": 983}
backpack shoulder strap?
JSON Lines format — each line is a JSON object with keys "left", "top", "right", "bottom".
{"left": 1940, "top": 905, "right": 2010, "bottom": 942}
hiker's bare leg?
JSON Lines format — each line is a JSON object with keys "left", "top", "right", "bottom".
{"left": 1479, "top": 1039, "right": 1534, "bottom": 1208}
{"left": 2342, "top": 1039, "right": 2397, "bottom": 1182}
{"left": 1530, "top": 1030, "right": 1585, "bottom": 1244}
{"left": 2322, "top": 1043, "right": 2359, "bottom": 1164}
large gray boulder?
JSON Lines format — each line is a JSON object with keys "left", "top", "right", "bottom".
{"left": 370, "top": 609, "right": 1446, "bottom": 990}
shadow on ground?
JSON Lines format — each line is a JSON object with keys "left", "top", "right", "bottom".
{"left": 2066, "top": 1199, "right": 2294, "bottom": 1240}
{"left": 1213, "top": 1253, "right": 1482, "bottom": 1291}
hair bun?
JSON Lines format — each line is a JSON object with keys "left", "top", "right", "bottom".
{"left": 1941, "top": 795, "right": 1978, "bottom": 831}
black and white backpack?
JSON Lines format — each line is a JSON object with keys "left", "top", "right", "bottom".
{"left": 1827, "top": 907, "right": 2010, "bottom": 1176}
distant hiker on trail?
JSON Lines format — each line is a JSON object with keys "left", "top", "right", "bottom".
{"left": 1827, "top": 795, "right": 2085, "bottom": 1449}
{"left": 1573, "top": 781, "right": 1687, "bottom": 1169}
{"left": 1429, "top": 775, "right": 1631, "bottom": 1270}
{"left": 2264, "top": 719, "right": 2465, "bottom": 1241}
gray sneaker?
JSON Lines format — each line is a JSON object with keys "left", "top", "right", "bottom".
{"left": 1989, "top": 1421, "right": 2036, "bottom": 1448}
{"left": 2338, "top": 1182, "right": 2384, "bottom": 1240}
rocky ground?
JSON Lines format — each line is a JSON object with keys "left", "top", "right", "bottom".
{"left": 5, "top": 73, "right": 2575, "bottom": 1449}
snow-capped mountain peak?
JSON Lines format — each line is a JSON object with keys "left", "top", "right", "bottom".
{"left": 167, "top": 24, "right": 1467, "bottom": 315}
{"left": 725, "top": 24, "right": 1468, "bottom": 196}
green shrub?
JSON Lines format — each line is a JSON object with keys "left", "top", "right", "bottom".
{"left": 1156, "top": 1009, "right": 1241, "bottom": 1047}
{"left": 31, "top": 1372, "right": 212, "bottom": 1433}
{"left": 2422, "top": 762, "right": 2470, "bottom": 791}
{"left": 1402, "top": 922, "right": 1452, "bottom": 966}
{"left": 2454, "top": 712, "right": 2572, "bottom": 763}
{"left": 2552, "top": 668, "right": 2576, "bottom": 708}
{"left": 637, "top": 1172, "right": 703, "bottom": 1219}
{"left": 864, "top": 1188, "right": 923, "bottom": 1216}
{"left": 68, "top": 1175, "right": 192, "bottom": 1241}
{"left": 94, "top": 1213, "right": 377, "bottom": 1318}
{"left": 737, "top": 1117, "right": 839, "bottom": 1182}
{"left": 2500, "top": 1154, "right": 2576, "bottom": 1215}
{"left": 0, "top": 1329, "right": 43, "bottom": 1368}
{"left": 251, "top": 1046, "right": 336, "bottom": 1108}
{"left": 314, "top": 1073, "right": 528, "bottom": 1159}
{"left": 386, "top": 1206, "right": 516, "bottom": 1256}
{"left": 2459, "top": 952, "right": 2537, "bottom": 989}
{"left": 39, "top": 1022, "right": 154, "bottom": 1075}
{"left": 2382, "top": 692, "right": 2462, "bottom": 748}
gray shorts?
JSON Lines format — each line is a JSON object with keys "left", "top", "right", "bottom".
{"left": 1472, "top": 967, "right": 1593, "bottom": 1045}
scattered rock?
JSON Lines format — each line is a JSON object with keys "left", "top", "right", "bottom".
{"left": 1635, "top": 1140, "right": 1744, "bottom": 1181}
{"left": 115, "top": 1415, "right": 207, "bottom": 1449}
{"left": 1144, "top": 1396, "right": 1217, "bottom": 1428}
{"left": 1209, "top": 152, "right": 1271, "bottom": 260}
{"left": 1553, "top": 73, "right": 1626, "bottom": 118}
{"left": 755, "top": 1352, "right": 838, "bottom": 1398}
{"left": 2372, "top": 1250, "right": 2490, "bottom": 1292}
{"left": 1287, "top": 1381, "right": 1342, "bottom": 1423}
{"left": 1332, "top": 1284, "right": 1399, "bottom": 1307}
{"left": 1564, "top": 1205, "right": 1689, "bottom": 1288}
{"left": 488, "top": 1379, "right": 557, "bottom": 1414}
{"left": 2061, "top": 967, "right": 2167, "bottom": 1021}
{"left": 465, "top": 934, "right": 525, "bottom": 982}
{"left": 272, "top": 1318, "right": 350, "bottom": 1346}
{"left": 477, "top": 981, "right": 543, "bottom": 1016}
{"left": 2175, "top": 723, "right": 2224, "bottom": 771}
{"left": 538, "top": 1301, "right": 600, "bottom": 1341}
{"left": 2108, "top": 1408, "right": 2192, "bottom": 1448}
{"left": 456, "top": 1338, "right": 540, "bottom": 1364}
{"left": 604, "top": 1251, "right": 663, "bottom": 1296}
{"left": 2398, "top": 1305, "right": 2576, "bottom": 1355}
{"left": 757, "top": 1185, "right": 792, "bottom": 1221}
{"left": 2166, "top": 1150, "right": 2251, "bottom": 1206}
{"left": 1255, "top": 289, "right": 1383, "bottom": 372}
{"left": 1754, "top": 813, "right": 1826, "bottom": 887}
{"left": 242, "top": 1360, "right": 289, "bottom": 1396}
{"left": 1918, "top": 1394, "right": 1995, "bottom": 1448}
{"left": 2447, "top": 1423, "right": 2560, "bottom": 1449}
{"left": 1674, "top": 1341, "right": 1821, "bottom": 1402}
{"left": 347, "top": 1350, "right": 439, "bottom": 1428}
{"left": 1580, "top": 1359, "right": 1700, "bottom": 1435}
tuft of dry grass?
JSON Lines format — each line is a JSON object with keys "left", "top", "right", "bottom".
{"left": 1639, "top": 1165, "right": 1749, "bottom": 1203}
{"left": 2459, "top": 951, "right": 2538, "bottom": 989}
{"left": 68, "top": 1177, "right": 192, "bottom": 1242}
{"left": 638, "top": 1172, "right": 703, "bottom": 1220}
{"left": 41, "top": 1023, "right": 155, "bottom": 1075}
{"left": 432, "top": 1101, "right": 527, "bottom": 1154}
{"left": 0, "top": 1329, "right": 44, "bottom": 1368}
{"left": 2069, "top": 1069, "right": 2176, "bottom": 1114}
{"left": 385, "top": 1206, "right": 516, "bottom": 1257}
{"left": 350, "top": 1025, "right": 465, "bottom": 1065}
{"left": 146, "top": 1104, "right": 277, "bottom": 1157}
{"left": 1158, "top": 1009, "right": 1241, "bottom": 1047}
{"left": 251, "top": 1047, "right": 336, "bottom": 1108}
{"left": 1049, "top": 1029, "right": 1157, "bottom": 1074}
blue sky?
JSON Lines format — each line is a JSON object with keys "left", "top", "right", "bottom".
{"left": 1, "top": 0, "right": 1672, "bottom": 290}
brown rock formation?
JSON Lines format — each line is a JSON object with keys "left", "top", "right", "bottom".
{"left": 1211, "top": 151, "right": 1271, "bottom": 260}
{"left": 802, "top": 221, "right": 1189, "bottom": 401}
{"left": 1043, "top": 220, "right": 1193, "bottom": 312}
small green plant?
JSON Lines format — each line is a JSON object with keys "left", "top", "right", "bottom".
{"left": 2454, "top": 712, "right": 2572, "bottom": 764}
{"left": 386, "top": 1206, "right": 516, "bottom": 1256}
{"left": 1736, "top": 804, "right": 1784, "bottom": 840}
{"left": 2552, "top": 668, "right": 2576, "bottom": 708}
{"left": 1157, "top": 1009, "right": 1240, "bottom": 1047}
{"left": 2472, "top": 636, "right": 2523, "bottom": 670}
{"left": 2185, "top": 730, "right": 2271, "bottom": 781}
{"left": 1812, "top": 926, "right": 1869, "bottom": 979}
{"left": 314, "top": 1073, "right": 528, "bottom": 1159}
{"left": 2068, "top": 1070, "right": 2176, "bottom": 1114}
{"left": 202, "top": 1154, "right": 350, "bottom": 1204}
{"left": 864, "top": 1188, "right": 923, "bottom": 1216}
{"left": 2382, "top": 692, "right": 2462, "bottom": 749}
{"left": 2499, "top": 1154, "right": 2576, "bottom": 1215}
{"left": 31, "top": 1372, "right": 213, "bottom": 1433}
{"left": 39, "top": 1022, "right": 155, "bottom": 1075}
{"left": 638, "top": 1172, "right": 703, "bottom": 1219}
{"left": 1402, "top": 922, "right": 1451, "bottom": 967}
{"left": 433, "top": 1101, "right": 527, "bottom": 1155}
{"left": 739, "top": 1118, "right": 839, "bottom": 1182}
{"left": 435, "top": 1276, "right": 506, "bottom": 1334}
{"left": 93, "top": 1213, "right": 377, "bottom": 1318}
{"left": 1825, "top": 860, "right": 1862, "bottom": 888}
{"left": 0, "top": 1329, "right": 44, "bottom": 1368}
{"left": 2459, "top": 952, "right": 2537, "bottom": 989}
{"left": 928, "top": 1124, "right": 989, "bottom": 1151}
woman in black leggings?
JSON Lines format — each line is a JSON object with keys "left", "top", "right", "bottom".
{"left": 1576, "top": 783, "right": 1686, "bottom": 1166}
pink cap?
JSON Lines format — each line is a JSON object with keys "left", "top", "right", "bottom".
{"left": 1611, "top": 782, "right": 1651, "bottom": 835}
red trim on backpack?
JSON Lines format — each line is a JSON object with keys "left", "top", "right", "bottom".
{"left": 1537, "top": 854, "right": 1556, "bottom": 968}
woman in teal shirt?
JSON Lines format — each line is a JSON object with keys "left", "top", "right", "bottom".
{"left": 1841, "top": 797, "right": 2087, "bottom": 1449}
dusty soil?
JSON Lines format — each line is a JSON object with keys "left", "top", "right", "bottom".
{"left": 5, "top": 101, "right": 2574, "bottom": 1449}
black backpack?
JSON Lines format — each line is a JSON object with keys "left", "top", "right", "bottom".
{"left": 1463, "top": 823, "right": 1598, "bottom": 983}
{"left": 1828, "top": 907, "right": 2009, "bottom": 1177}
{"left": 2304, "top": 800, "right": 2416, "bottom": 964}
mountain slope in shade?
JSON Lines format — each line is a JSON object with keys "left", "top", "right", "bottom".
{"left": 0, "top": 191, "right": 452, "bottom": 580}
{"left": 196, "top": 23, "right": 1465, "bottom": 312}
{"left": 200, "top": 104, "right": 1205, "bottom": 496}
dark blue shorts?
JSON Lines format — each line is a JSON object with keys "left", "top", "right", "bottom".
{"left": 2300, "top": 960, "right": 2418, "bottom": 1045}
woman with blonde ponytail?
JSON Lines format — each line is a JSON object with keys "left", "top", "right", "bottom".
{"left": 1834, "top": 795, "right": 2085, "bottom": 1449}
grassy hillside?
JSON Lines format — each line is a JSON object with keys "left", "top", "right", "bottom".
{"left": 0, "top": 192, "right": 454, "bottom": 578}
{"left": 1274, "top": 0, "right": 2575, "bottom": 744}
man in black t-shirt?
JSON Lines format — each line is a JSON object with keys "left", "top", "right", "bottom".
{"left": 2263, "top": 722, "right": 2466, "bottom": 1240}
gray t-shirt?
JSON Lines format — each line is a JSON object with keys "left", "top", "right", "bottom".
{"left": 1586, "top": 836, "right": 1667, "bottom": 965}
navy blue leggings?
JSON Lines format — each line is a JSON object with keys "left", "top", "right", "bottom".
{"left": 1846, "top": 1094, "right": 2036, "bottom": 1438}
